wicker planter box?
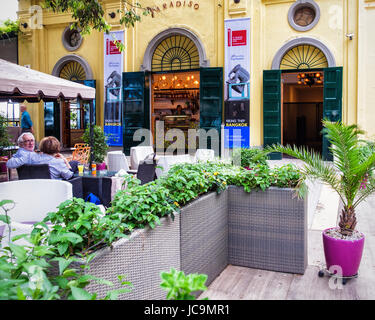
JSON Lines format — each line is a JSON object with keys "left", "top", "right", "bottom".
{"left": 180, "top": 190, "right": 229, "bottom": 287}
{"left": 75, "top": 214, "right": 180, "bottom": 300}
{"left": 228, "top": 186, "right": 307, "bottom": 274}
{"left": 61, "top": 185, "right": 306, "bottom": 299}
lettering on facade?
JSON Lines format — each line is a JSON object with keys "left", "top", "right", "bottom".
{"left": 147, "top": 1, "right": 199, "bottom": 17}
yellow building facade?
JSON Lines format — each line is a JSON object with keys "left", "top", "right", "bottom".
{"left": 16, "top": 0, "right": 375, "bottom": 158}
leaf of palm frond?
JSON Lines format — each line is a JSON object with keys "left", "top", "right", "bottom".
{"left": 265, "top": 144, "right": 345, "bottom": 204}
{"left": 354, "top": 149, "right": 375, "bottom": 176}
{"left": 322, "top": 121, "right": 362, "bottom": 176}
{"left": 353, "top": 177, "right": 375, "bottom": 209}
{"left": 341, "top": 144, "right": 375, "bottom": 205}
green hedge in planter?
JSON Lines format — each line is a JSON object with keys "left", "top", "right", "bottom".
{"left": 33, "top": 161, "right": 301, "bottom": 257}
{"left": 108, "top": 181, "right": 179, "bottom": 230}
{"left": 23, "top": 161, "right": 301, "bottom": 262}
{"left": 160, "top": 161, "right": 300, "bottom": 205}
{"left": 232, "top": 147, "right": 269, "bottom": 169}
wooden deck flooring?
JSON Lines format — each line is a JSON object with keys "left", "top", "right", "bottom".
{"left": 199, "top": 195, "right": 375, "bottom": 300}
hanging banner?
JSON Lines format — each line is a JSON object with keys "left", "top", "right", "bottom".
{"left": 104, "top": 31, "right": 124, "bottom": 146}
{"left": 224, "top": 18, "right": 251, "bottom": 148}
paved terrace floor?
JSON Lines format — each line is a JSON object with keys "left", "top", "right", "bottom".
{"left": 199, "top": 159, "right": 375, "bottom": 300}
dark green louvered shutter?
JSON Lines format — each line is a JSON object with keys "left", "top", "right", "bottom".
{"left": 82, "top": 80, "right": 96, "bottom": 128}
{"left": 322, "top": 67, "right": 343, "bottom": 161}
{"left": 122, "top": 72, "right": 150, "bottom": 155}
{"left": 199, "top": 67, "right": 223, "bottom": 156}
{"left": 263, "top": 70, "right": 282, "bottom": 160}
{"left": 44, "top": 101, "right": 60, "bottom": 140}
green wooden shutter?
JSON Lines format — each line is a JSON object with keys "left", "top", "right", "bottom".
{"left": 322, "top": 67, "right": 343, "bottom": 161}
{"left": 263, "top": 70, "right": 282, "bottom": 160}
{"left": 199, "top": 67, "right": 223, "bottom": 156}
{"left": 122, "top": 71, "right": 150, "bottom": 155}
{"left": 82, "top": 80, "right": 96, "bottom": 128}
{"left": 44, "top": 101, "right": 60, "bottom": 140}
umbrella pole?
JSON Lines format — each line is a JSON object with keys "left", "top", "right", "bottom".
{"left": 89, "top": 99, "right": 94, "bottom": 169}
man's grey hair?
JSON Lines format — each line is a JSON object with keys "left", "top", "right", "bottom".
{"left": 17, "top": 132, "right": 35, "bottom": 146}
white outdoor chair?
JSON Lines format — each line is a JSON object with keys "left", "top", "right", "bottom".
{"left": 107, "top": 151, "right": 137, "bottom": 174}
{"left": 194, "top": 149, "right": 215, "bottom": 162}
{"left": 155, "top": 154, "right": 194, "bottom": 178}
{"left": 130, "top": 146, "right": 154, "bottom": 171}
{"left": 0, "top": 179, "right": 73, "bottom": 247}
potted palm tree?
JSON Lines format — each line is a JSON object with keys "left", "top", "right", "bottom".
{"left": 266, "top": 120, "right": 375, "bottom": 280}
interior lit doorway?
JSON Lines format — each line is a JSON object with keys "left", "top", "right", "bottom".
{"left": 151, "top": 70, "right": 200, "bottom": 153}
{"left": 281, "top": 70, "right": 324, "bottom": 154}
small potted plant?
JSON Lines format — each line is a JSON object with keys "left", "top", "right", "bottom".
{"left": 82, "top": 125, "right": 109, "bottom": 170}
{"left": 267, "top": 120, "right": 375, "bottom": 281}
{"left": 0, "top": 113, "right": 12, "bottom": 173}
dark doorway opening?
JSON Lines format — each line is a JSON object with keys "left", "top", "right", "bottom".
{"left": 282, "top": 71, "right": 324, "bottom": 154}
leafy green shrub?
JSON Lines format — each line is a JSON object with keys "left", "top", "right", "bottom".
{"left": 43, "top": 198, "right": 116, "bottom": 256}
{"left": 0, "top": 200, "right": 132, "bottom": 300}
{"left": 38, "top": 161, "right": 300, "bottom": 261}
{"left": 82, "top": 125, "right": 109, "bottom": 163}
{"left": 0, "top": 113, "right": 12, "bottom": 155}
{"left": 109, "top": 182, "right": 180, "bottom": 230}
{"left": 268, "top": 164, "right": 301, "bottom": 188}
{"left": 0, "top": 19, "right": 19, "bottom": 39}
{"left": 159, "top": 162, "right": 228, "bottom": 206}
{"left": 160, "top": 268, "right": 208, "bottom": 300}
{"left": 232, "top": 148, "right": 269, "bottom": 169}
{"left": 225, "top": 164, "right": 271, "bottom": 192}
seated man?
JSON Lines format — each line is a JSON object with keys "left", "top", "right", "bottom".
{"left": 6, "top": 133, "right": 75, "bottom": 180}
{"left": 6, "top": 132, "right": 39, "bottom": 168}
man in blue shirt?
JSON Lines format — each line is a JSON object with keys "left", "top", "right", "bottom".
{"left": 20, "top": 104, "right": 33, "bottom": 134}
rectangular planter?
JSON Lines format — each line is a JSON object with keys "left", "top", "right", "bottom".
{"left": 228, "top": 186, "right": 307, "bottom": 274}
{"left": 180, "top": 190, "right": 229, "bottom": 287}
{"left": 75, "top": 214, "right": 180, "bottom": 300}
{"left": 57, "top": 184, "right": 307, "bottom": 299}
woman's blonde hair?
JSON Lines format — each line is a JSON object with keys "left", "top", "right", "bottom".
{"left": 39, "top": 136, "right": 61, "bottom": 155}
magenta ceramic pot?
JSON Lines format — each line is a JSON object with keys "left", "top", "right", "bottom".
{"left": 322, "top": 227, "right": 365, "bottom": 277}
{"left": 96, "top": 162, "right": 107, "bottom": 171}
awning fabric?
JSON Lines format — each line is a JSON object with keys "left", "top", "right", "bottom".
{"left": 0, "top": 58, "right": 95, "bottom": 101}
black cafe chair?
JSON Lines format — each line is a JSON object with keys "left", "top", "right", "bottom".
{"left": 136, "top": 154, "right": 157, "bottom": 185}
{"left": 17, "top": 164, "right": 51, "bottom": 180}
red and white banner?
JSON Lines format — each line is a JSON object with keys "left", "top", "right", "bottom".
{"left": 224, "top": 18, "right": 251, "bottom": 148}
{"left": 224, "top": 18, "right": 251, "bottom": 101}
{"left": 104, "top": 31, "right": 124, "bottom": 146}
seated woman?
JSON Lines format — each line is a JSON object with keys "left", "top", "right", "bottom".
{"left": 38, "top": 136, "right": 75, "bottom": 180}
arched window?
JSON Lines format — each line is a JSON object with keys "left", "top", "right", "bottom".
{"left": 151, "top": 34, "right": 200, "bottom": 72}
{"left": 271, "top": 38, "right": 335, "bottom": 70}
{"left": 280, "top": 44, "right": 328, "bottom": 69}
{"left": 59, "top": 60, "right": 86, "bottom": 81}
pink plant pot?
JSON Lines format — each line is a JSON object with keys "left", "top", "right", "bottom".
{"left": 322, "top": 227, "right": 365, "bottom": 277}
{"left": 96, "top": 162, "right": 107, "bottom": 171}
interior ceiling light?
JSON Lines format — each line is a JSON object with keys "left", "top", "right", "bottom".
{"left": 297, "top": 72, "right": 323, "bottom": 87}
{"left": 153, "top": 73, "right": 199, "bottom": 90}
